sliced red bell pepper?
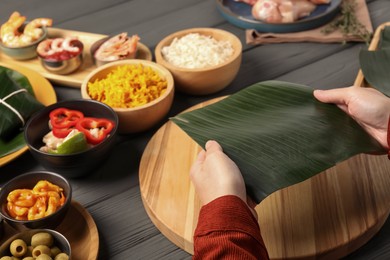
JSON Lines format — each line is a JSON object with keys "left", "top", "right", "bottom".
{"left": 49, "top": 108, "right": 84, "bottom": 129}
{"left": 75, "top": 117, "right": 115, "bottom": 145}
{"left": 52, "top": 127, "right": 74, "bottom": 138}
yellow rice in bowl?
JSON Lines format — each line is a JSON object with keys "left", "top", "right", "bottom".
{"left": 81, "top": 60, "right": 174, "bottom": 133}
{"left": 87, "top": 64, "right": 168, "bottom": 108}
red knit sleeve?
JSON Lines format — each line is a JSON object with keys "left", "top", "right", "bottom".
{"left": 387, "top": 116, "right": 390, "bottom": 159}
{"left": 193, "top": 195, "right": 269, "bottom": 260}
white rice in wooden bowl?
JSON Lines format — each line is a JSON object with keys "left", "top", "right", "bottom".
{"left": 161, "top": 33, "right": 234, "bottom": 69}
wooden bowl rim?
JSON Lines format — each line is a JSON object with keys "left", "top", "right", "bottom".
{"left": 155, "top": 27, "right": 242, "bottom": 72}
{"left": 81, "top": 59, "right": 175, "bottom": 112}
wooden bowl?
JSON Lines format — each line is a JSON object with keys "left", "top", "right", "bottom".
{"left": 155, "top": 27, "right": 242, "bottom": 95}
{"left": 81, "top": 60, "right": 175, "bottom": 134}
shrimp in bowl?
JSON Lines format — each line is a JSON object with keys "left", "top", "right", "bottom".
{"left": 0, "top": 11, "right": 52, "bottom": 47}
{"left": 0, "top": 11, "right": 52, "bottom": 60}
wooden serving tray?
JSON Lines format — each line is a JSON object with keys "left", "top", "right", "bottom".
{"left": 354, "top": 22, "right": 390, "bottom": 87}
{"left": 139, "top": 23, "right": 390, "bottom": 259}
{"left": 0, "top": 201, "right": 99, "bottom": 260}
{"left": 0, "top": 28, "right": 153, "bottom": 88}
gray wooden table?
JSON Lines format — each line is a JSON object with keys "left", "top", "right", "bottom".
{"left": 0, "top": 0, "right": 389, "bottom": 259}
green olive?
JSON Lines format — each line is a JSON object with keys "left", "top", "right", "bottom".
{"left": 0, "top": 256, "right": 13, "bottom": 260}
{"left": 54, "top": 253, "right": 69, "bottom": 260}
{"left": 22, "top": 257, "right": 35, "bottom": 260}
{"left": 32, "top": 245, "right": 51, "bottom": 258}
{"left": 31, "top": 233, "right": 53, "bottom": 247}
{"left": 50, "top": 246, "right": 61, "bottom": 257}
{"left": 36, "top": 254, "right": 52, "bottom": 260}
{"left": 10, "top": 239, "right": 27, "bottom": 258}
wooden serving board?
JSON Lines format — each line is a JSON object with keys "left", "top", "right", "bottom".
{"left": 139, "top": 97, "right": 390, "bottom": 259}
{"left": 0, "top": 28, "right": 152, "bottom": 88}
{"left": 354, "top": 22, "right": 390, "bottom": 88}
{"left": 140, "top": 22, "right": 390, "bottom": 259}
{"left": 1, "top": 201, "right": 99, "bottom": 260}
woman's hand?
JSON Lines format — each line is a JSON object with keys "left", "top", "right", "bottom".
{"left": 314, "top": 86, "right": 390, "bottom": 149}
{"left": 190, "top": 140, "right": 257, "bottom": 217}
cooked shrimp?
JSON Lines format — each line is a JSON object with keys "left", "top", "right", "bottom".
{"left": 95, "top": 33, "right": 140, "bottom": 61}
{"left": 45, "top": 195, "right": 60, "bottom": 216}
{"left": 62, "top": 37, "right": 81, "bottom": 52}
{"left": 51, "top": 38, "right": 64, "bottom": 51}
{"left": 33, "top": 180, "right": 63, "bottom": 194}
{"left": 23, "top": 18, "right": 52, "bottom": 39}
{"left": 36, "top": 39, "right": 55, "bottom": 56}
{"left": 0, "top": 12, "right": 52, "bottom": 47}
{"left": 7, "top": 189, "right": 35, "bottom": 207}
{"left": 0, "top": 11, "right": 26, "bottom": 45}
{"left": 28, "top": 196, "right": 47, "bottom": 220}
{"left": 7, "top": 203, "right": 29, "bottom": 219}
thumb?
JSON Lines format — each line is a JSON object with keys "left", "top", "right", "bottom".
{"left": 190, "top": 149, "right": 206, "bottom": 178}
{"left": 205, "top": 140, "right": 223, "bottom": 154}
{"left": 313, "top": 88, "right": 349, "bottom": 105}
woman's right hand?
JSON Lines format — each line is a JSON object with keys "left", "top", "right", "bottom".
{"left": 314, "top": 86, "right": 390, "bottom": 149}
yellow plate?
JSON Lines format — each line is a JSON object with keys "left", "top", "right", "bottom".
{"left": 0, "top": 63, "right": 57, "bottom": 167}
{"left": 0, "top": 28, "right": 153, "bottom": 88}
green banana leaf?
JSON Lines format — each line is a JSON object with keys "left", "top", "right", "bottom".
{"left": 171, "top": 81, "right": 384, "bottom": 203}
{"left": 359, "top": 26, "right": 390, "bottom": 96}
{"left": 0, "top": 66, "right": 43, "bottom": 158}
{"left": 0, "top": 133, "right": 26, "bottom": 158}
{"left": 379, "top": 26, "right": 390, "bottom": 49}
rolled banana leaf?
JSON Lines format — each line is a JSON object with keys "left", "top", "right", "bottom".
{"left": 0, "top": 67, "right": 44, "bottom": 157}
{"left": 359, "top": 26, "right": 390, "bottom": 96}
{"left": 171, "top": 81, "right": 384, "bottom": 203}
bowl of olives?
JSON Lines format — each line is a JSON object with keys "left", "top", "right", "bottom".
{"left": 0, "top": 229, "right": 71, "bottom": 259}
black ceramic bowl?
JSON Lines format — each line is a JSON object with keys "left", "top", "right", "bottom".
{"left": 24, "top": 99, "right": 119, "bottom": 178}
{"left": 0, "top": 229, "right": 71, "bottom": 259}
{"left": 0, "top": 171, "right": 72, "bottom": 231}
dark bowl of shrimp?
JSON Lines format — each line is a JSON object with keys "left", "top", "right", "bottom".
{"left": 0, "top": 12, "right": 52, "bottom": 60}
{"left": 0, "top": 171, "right": 72, "bottom": 231}
{"left": 37, "top": 37, "right": 84, "bottom": 75}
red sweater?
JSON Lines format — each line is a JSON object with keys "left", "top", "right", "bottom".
{"left": 193, "top": 195, "right": 270, "bottom": 260}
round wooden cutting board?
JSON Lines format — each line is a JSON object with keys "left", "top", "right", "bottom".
{"left": 139, "top": 99, "right": 390, "bottom": 259}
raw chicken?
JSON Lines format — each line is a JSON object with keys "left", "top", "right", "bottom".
{"left": 309, "top": 0, "right": 330, "bottom": 4}
{"left": 251, "top": 0, "right": 317, "bottom": 23}
{"left": 234, "top": 0, "right": 259, "bottom": 5}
